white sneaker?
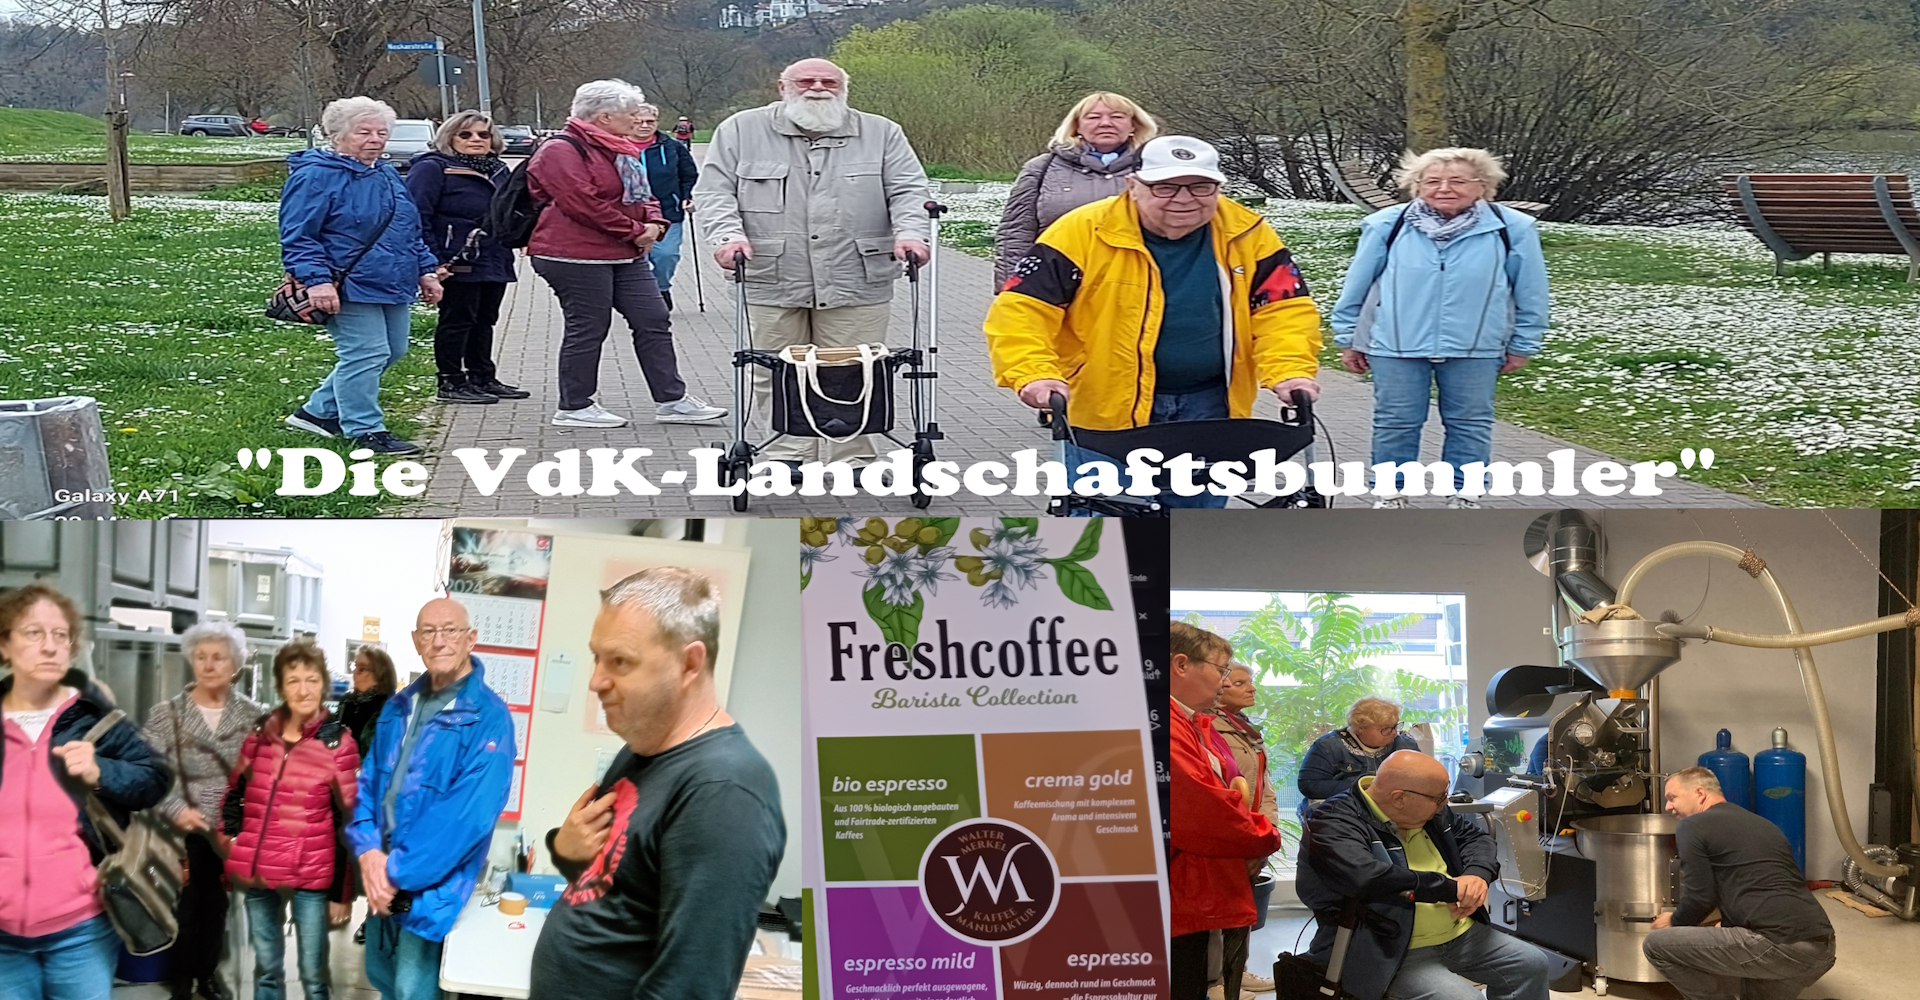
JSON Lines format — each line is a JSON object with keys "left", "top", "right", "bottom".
{"left": 550, "top": 402, "right": 629, "bottom": 428}
{"left": 655, "top": 394, "right": 727, "bottom": 424}
{"left": 1372, "top": 497, "right": 1412, "bottom": 509}
{"left": 1240, "top": 972, "right": 1276, "bottom": 993}
{"left": 1446, "top": 496, "right": 1482, "bottom": 510}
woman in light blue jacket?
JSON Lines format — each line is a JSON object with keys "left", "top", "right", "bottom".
{"left": 1328, "top": 148, "right": 1550, "bottom": 508}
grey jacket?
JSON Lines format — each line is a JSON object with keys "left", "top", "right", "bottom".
{"left": 692, "top": 102, "right": 932, "bottom": 309}
{"left": 141, "top": 686, "right": 269, "bottom": 824}
{"left": 994, "top": 143, "right": 1142, "bottom": 286}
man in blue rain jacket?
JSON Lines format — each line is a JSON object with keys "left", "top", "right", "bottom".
{"left": 346, "top": 596, "right": 515, "bottom": 1000}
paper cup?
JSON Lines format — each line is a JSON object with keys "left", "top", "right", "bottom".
{"left": 498, "top": 892, "right": 528, "bottom": 915}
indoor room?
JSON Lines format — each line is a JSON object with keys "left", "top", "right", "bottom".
{"left": 0, "top": 518, "right": 801, "bottom": 1000}
{"left": 1170, "top": 509, "right": 1919, "bottom": 1000}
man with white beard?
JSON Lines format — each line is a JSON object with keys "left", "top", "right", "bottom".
{"left": 692, "top": 58, "right": 932, "bottom": 474}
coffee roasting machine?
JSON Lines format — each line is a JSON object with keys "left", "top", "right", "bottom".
{"left": 1448, "top": 512, "right": 1920, "bottom": 995}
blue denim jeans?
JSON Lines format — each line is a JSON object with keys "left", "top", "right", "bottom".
{"left": 245, "top": 888, "right": 331, "bottom": 1000}
{"left": 648, "top": 219, "right": 686, "bottom": 294}
{"left": 1388, "top": 920, "right": 1551, "bottom": 1000}
{"left": 1368, "top": 355, "right": 1502, "bottom": 491}
{"left": 306, "top": 301, "right": 413, "bottom": 438}
{"left": 362, "top": 914, "right": 443, "bottom": 1000}
{"left": 0, "top": 914, "right": 120, "bottom": 1000}
{"left": 1064, "top": 385, "right": 1232, "bottom": 511}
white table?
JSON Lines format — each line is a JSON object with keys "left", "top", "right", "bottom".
{"left": 439, "top": 897, "right": 549, "bottom": 999}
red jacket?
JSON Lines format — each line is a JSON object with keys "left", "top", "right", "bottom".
{"left": 224, "top": 708, "right": 359, "bottom": 892}
{"left": 526, "top": 121, "right": 668, "bottom": 261}
{"left": 1171, "top": 698, "right": 1280, "bottom": 937}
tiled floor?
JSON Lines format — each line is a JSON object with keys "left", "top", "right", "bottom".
{"left": 1239, "top": 895, "right": 1912, "bottom": 1000}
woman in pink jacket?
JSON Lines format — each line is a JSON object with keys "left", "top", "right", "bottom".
{"left": 221, "top": 640, "right": 358, "bottom": 1000}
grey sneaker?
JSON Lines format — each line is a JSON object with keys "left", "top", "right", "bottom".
{"left": 1446, "top": 496, "right": 1482, "bottom": 510}
{"left": 654, "top": 394, "right": 727, "bottom": 424}
{"left": 550, "top": 403, "right": 629, "bottom": 428}
{"left": 1372, "top": 497, "right": 1412, "bottom": 510}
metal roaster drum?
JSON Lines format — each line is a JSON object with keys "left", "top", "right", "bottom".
{"left": 1572, "top": 813, "right": 1681, "bottom": 984}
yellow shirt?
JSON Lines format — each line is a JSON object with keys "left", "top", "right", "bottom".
{"left": 1358, "top": 776, "right": 1471, "bottom": 949}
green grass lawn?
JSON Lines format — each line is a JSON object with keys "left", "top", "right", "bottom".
{"left": 0, "top": 108, "right": 304, "bottom": 164}
{"left": 937, "top": 184, "right": 1920, "bottom": 507}
{"left": 0, "top": 193, "right": 438, "bottom": 517}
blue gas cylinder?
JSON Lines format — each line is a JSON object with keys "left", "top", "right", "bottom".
{"left": 1697, "top": 728, "right": 1753, "bottom": 811}
{"left": 1754, "top": 727, "right": 1806, "bottom": 874}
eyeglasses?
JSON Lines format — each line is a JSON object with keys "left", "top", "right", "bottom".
{"left": 414, "top": 626, "right": 473, "bottom": 642}
{"left": 1191, "top": 656, "right": 1231, "bottom": 673}
{"left": 1145, "top": 181, "right": 1219, "bottom": 200}
{"left": 457, "top": 130, "right": 494, "bottom": 140}
{"left": 1418, "top": 176, "right": 1483, "bottom": 190}
{"left": 1398, "top": 788, "right": 1452, "bottom": 806}
{"left": 14, "top": 627, "right": 72, "bottom": 646}
{"left": 787, "top": 76, "right": 843, "bottom": 89}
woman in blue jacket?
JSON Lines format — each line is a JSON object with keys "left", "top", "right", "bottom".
{"left": 628, "top": 104, "right": 699, "bottom": 310}
{"left": 405, "top": 112, "right": 525, "bottom": 407}
{"left": 1297, "top": 696, "right": 1421, "bottom": 821}
{"left": 281, "top": 96, "right": 444, "bottom": 456}
{"left": 1329, "top": 148, "right": 1550, "bottom": 509}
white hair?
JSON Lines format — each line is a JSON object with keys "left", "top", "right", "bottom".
{"left": 636, "top": 103, "right": 660, "bottom": 117}
{"left": 571, "top": 79, "right": 647, "bottom": 120}
{"left": 602, "top": 567, "right": 722, "bottom": 670}
{"left": 320, "top": 96, "right": 397, "bottom": 145}
{"left": 180, "top": 619, "right": 248, "bottom": 669}
{"left": 1395, "top": 146, "right": 1508, "bottom": 200}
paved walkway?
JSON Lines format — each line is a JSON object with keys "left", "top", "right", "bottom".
{"left": 416, "top": 189, "right": 1760, "bottom": 515}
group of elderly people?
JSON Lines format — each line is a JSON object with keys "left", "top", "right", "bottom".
{"left": 985, "top": 96, "right": 1551, "bottom": 508}
{"left": 0, "top": 582, "right": 403, "bottom": 1000}
{"left": 1169, "top": 620, "right": 1551, "bottom": 1000}
{"left": 270, "top": 62, "right": 1548, "bottom": 488}
{"left": 277, "top": 83, "right": 718, "bottom": 454}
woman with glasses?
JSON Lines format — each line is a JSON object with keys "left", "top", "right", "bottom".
{"left": 0, "top": 584, "right": 169, "bottom": 1000}
{"left": 1328, "top": 147, "right": 1551, "bottom": 510}
{"left": 405, "top": 111, "right": 527, "bottom": 407}
{"left": 1296, "top": 696, "right": 1421, "bottom": 821}
{"left": 140, "top": 621, "right": 268, "bottom": 1000}
{"left": 336, "top": 646, "right": 397, "bottom": 764}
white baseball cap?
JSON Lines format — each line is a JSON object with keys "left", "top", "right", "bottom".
{"left": 1135, "top": 136, "right": 1227, "bottom": 185}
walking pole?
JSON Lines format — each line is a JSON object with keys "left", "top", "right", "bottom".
{"left": 689, "top": 205, "right": 707, "bottom": 313}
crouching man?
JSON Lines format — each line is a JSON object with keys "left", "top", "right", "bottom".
{"left": 1643, "top": 767, "right": 1835, "bottom": 1000}
{"left": 1295, "top": 750, "right": 1550, "bottom": 1000}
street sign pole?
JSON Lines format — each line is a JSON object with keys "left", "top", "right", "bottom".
{"left": 470, "top": 0, "right": 493, "bottom": 119}
{"left": 435, "top": 36, "right": 450, "bottom": 119}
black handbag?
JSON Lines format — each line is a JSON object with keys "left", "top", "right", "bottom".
{"left": 769, "top": 344, "right": 896, "bottom": 440}
{"left": 267, "top": 194, "right": 398, "bottom": 324}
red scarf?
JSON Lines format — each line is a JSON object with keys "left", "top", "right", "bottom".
{"left": 568, "top": 117, "right": 640, "bottom": 157}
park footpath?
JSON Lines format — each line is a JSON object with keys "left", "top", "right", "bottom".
{"left": 414, "top": 234, "right": 1758, "bottom": 515}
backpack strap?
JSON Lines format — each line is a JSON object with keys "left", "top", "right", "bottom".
{"left": 83, "top": 709, "right": 126, "bottom": 745}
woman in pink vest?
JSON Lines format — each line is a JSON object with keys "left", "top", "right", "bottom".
{"left": 0, "top": 583, "right": 169, "bottom": 1000}
{"left": 221, "top": 639, "right": 358, "bottom": 1000}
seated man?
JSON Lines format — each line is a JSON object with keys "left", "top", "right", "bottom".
{"left": 1296, "top": 750, "right": 1549, "bottom": 1000}
{"left": 984, "top": 135, "right": 1323, "bottom": 509}
{"left": 1644, "top": 767, "right": 1835, "bottom": 1000}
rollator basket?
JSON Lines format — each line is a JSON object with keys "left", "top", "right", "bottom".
{"left": 769, "top": 343, "right": 896, "bottom": 442}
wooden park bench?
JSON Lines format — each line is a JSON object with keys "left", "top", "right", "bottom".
{"left": 1722, "top": 173, "right": 1920, "bottom": 281}
{"left": 1326, "top": 157, "right": 1550, "bottom": 215}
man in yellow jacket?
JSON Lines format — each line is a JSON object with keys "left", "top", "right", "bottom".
{"left": 985, "top": 135, "right": 1322, "bottom": 508}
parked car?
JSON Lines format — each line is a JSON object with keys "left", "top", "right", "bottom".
{"left": 380, "top": 118, "right": 438, "bottom": 172}
{"left": 178, "top": 114, "right": 251, "bottom": 137}
{"left": 498, "top": 125, "right": 535, "bottom": 157}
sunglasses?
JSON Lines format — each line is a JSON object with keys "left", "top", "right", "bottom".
{"left": 458, "top": 130, "right": 494, "bottom": 140}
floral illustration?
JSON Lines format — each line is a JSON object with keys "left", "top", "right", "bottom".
{"left": 806, "top": 517, "right": 1112, "bottom": 645}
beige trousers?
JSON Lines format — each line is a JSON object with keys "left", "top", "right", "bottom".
{"left": 748, "top": 303, "right": 893, "bottom": 463}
